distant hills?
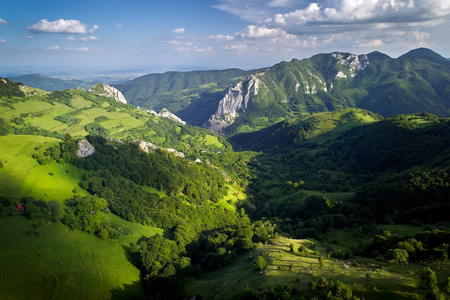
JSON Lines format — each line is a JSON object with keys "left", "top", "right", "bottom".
{"left": 7, "top": 74, "right": 97, "bottom": 91}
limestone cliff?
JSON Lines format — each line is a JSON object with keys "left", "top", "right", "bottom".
{"left": 205, "top": 75, "right": 262, "bottom": 134}
{"left": 88, "top": 84, "right": 127, "bottom": 104}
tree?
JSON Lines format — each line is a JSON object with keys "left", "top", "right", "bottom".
{"left": 318, "top": 255, "right": 325, "bottom": 268}
{"left": 420, "top": 267, "right": 444, "bottom": 300}
{"left": 326, "top": 281, "right": 359, "bottom": 300}
{"left": 385, "top": 248, "right": 409, "bottom": 264}
{"left": 253, "top": 255, "right": 267, "bottom": 270}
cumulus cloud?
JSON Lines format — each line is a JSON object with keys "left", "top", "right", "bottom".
{"left": 46, "top": 45, "right": 60, "bottom": 50}
{"left": 262, "top": 0, "right": 450, "bottom": 35}
{"left": 80, "top": 36, "right": 99, "bottom": 42}
{"left": 0, "top": 39, "right": 6, "bottom": 43}
{"left": 172, "top": 28, "right": 186, "bottom": 34}
{"left": 28, "top": 19, "right": 98, "bottom": 34}
{"left": 209, "top": 34, "right": 235, "bottom": 41}
{"left": 66, "top": 36, "right": 75, "bottom": 41}
{"left": 116, "top": 23, "right": 123, "bottom": 28}
{"left": 237, "top": 25, "right": 295, "bottom": 39}
{"left": 0, "top": 18, "right": 8, "bottom": 25}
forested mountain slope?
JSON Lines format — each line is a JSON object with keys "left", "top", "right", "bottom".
{"left": 205, "top": 48, "right": 450, "bottom": 136}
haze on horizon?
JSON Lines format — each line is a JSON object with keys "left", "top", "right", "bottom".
{"left": 1, "top": 0, "right": 449, "bottom": 77}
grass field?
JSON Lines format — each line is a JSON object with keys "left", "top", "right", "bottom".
{"left": 0, "top": 135, "right": 88, "bottom": 201}
{"left": 0, "top": 216, "right": 160, "bottom": 300}
{"left": 184, "top": 235, "right": 449, "bottom": 300}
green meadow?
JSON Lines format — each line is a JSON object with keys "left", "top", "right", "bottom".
{"left": 185, "top": 235, "right": 449, "bottom": 300}
{"left": 0, "top": 216, "right": 159, "bottom": 300}
{"left": 0, "top": 135, "right": 87, "bottom": 201}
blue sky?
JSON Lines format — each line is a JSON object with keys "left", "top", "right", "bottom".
{"left": 1, "top": 0, "right": 449, "bottom": 76}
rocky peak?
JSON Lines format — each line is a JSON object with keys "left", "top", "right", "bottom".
{"left": 88, "top": 83, "right": 127, "bottom": 104}
{"left": 332, "top": 53, "right": 369, "bottom": 78}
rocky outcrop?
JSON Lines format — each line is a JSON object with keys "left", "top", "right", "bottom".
{"left": 332, "top": 53, "right": 369, "bottom": 78}
{"left": 145, "top": 108, "right": 186, "bottom": 125}
{"left": 131, "top": 140, "right": 185, "bottom": 158}
{"left": 88, "top": 84, "right": 127, "bottom": 104}
{"left": 158, "top": 108, "right": 186, "bottom": 125}
{"left": 76, "top": 140, "right": 95, "bottom": 158}
{"left": 132, "top": 140, "right": 158, "bottom": 153}
{"left": 205, "top": 75, "right": 262, "bottom": 133}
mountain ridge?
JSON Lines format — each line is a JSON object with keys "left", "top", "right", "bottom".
{"left": 204, "top": 48, "right": 450, "bottom": 135}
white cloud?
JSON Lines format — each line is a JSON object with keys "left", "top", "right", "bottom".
{"left": 0, "top": 18, "right": 8, "bottom": 25}
{"left": 25, "top": 35, "right": 34, "bottom": 39}
{"left": 46, "top": 45, "right": 60, "bottom": 50}
{"left": 116, "top": 23, "right": 123, "bottom": 28}
{"left": 237, "top": 25, "right": 295, "bottom": 39}
{"left": 68, "top": 47, "right": 89, "bottom": 52}
{"left": 167, "top": 40, "right": 192, "bottom": 46}
{"left": 209, "top": 34, "right": 235, "bottom": 41}
{"left": 0, "top": 39, "right": 6, "bottom": 43}
{"left": 89, "top": 25, "right": 99, "bottom": 34}
{"left": 66, "top": 36, "right": 75, "bottom": 41}
{"left": 28, "top": 19, "right": 98, "bottom": 34}
{"left": 263, "top": 0, "right": 450, "bottom": 35}
{"left": 194, "top": 46, "right": 213, "bottom": 52}
{"left": 357, "top": 39, "right": 384, "bottom": 48}
{"left": 80, "top": 36, "right": 99, "bottom": 42}
{"left": 172, "top": 28, "right": 186, "bottom": 34}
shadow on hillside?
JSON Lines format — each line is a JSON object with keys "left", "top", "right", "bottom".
{"left": 110, "top": 281, "right": 148, "bottom": 300}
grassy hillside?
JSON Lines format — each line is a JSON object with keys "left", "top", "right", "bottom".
{"left": 230, "top": 108, "right": 382, "bottom": 151}
{"left": 0, "top": 135, "right": 87, "bottom": 201}
{"left": 0, "top": 216, "right": 159, "bottom": 300}
{"left": 0, "top": 87, "right": 230, "bottom": 159}
{"left": 185, "top": 234, "right": 450, "bottom": 300}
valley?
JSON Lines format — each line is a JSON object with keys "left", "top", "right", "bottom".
{"left": 0, "top": 48, "right": 450, "bottom": 300}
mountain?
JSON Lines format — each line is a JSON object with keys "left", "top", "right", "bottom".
{"left": 399, "top": 47, "right": 450, "bottom": 64}
{"left": 7, "top": 74, "right": 97, "bottom": 91}
{"left": 205, "top": 48, "right": 450, "bottom": 136}
{"left": 113, "top": 68, "right": 266, "bottom": 126}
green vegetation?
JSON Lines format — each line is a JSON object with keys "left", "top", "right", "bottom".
{"left": 219, "top": 48, "right": 450, "bottom": 136}
{"left": 1, "top": 49, "right": 450, "bottom": 300}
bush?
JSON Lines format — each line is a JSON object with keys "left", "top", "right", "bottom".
{"left": 253, "top": 255, "right": 267, "bottom": 270}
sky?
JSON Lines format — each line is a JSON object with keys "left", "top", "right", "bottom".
{"left": 0, "top": 0, "right": 449, "bottom": 77}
